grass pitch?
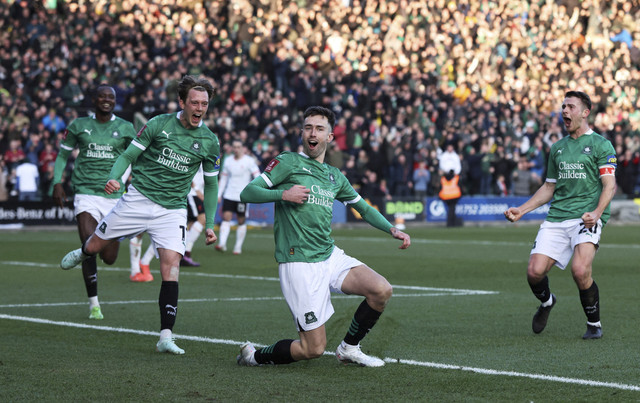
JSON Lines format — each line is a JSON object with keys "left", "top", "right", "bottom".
{"left": 1, "top": 223, "right": 639, "bottom": 402}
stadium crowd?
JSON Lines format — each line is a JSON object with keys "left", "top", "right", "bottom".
{"left": 1, "top": 0, "right": 640, "bottom": 203}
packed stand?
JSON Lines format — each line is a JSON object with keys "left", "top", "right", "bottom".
{"left": 1, "top": 0, "right": 639, "bottom": 203}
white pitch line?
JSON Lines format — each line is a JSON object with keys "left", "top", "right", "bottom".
{"left": 0, "top": 260, "right": 499, "bottom": 296}
{"left": 0, "top": 313, "right": 638, "bottom": 392}
{"left": 0, "top": 292, "right": 487, "bottom": 309}
{"left": 395, "top": 358, "right": 640, "bottom": 392}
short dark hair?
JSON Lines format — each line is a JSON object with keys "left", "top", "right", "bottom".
{"left": 177, "top": 75, "right": 216, "bottom": 102}
{"left": 565, "top": 91, "right": 592, "bottom": 111}
{"left": 94, "top": 84, "right": 115, "bottom": 97}
{"left": 303, "top": 106, "right": 336, "bottom": 130}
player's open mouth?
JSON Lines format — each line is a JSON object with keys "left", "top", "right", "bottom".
{"left": 308, "top": 140, "right": 318, "bottom": 150}
{"left": 192, "top": 114, "right": 202, "bottom": 124}
{"left": 563, "top": 116, "right": 571, "bottom": 127}
{"left": 101, "top": 103, "right": 112, "bottom": 109}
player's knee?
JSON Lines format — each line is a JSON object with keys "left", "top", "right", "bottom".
{"left": 370, "top": 280, "right": 393, "bottom": 304}
{"left": 526, "top": 264, "right": 546, "bottom": 282}
{"left": 380, "top": 281, "right": 393, "bottom": 302}
{"left": 302, "top": 344, "right": 325, "bottom": 360}
{"left": 571, "top": 265, "right": 591, "bottom": 284}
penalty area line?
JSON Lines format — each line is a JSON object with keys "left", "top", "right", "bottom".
{"left": 0, "top": 313, "right": 638, "bottom": 392}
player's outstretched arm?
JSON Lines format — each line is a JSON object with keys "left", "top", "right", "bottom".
{"left": 390, "top": 227, "right": 411, "bottom": 249}
{"left": 351, "top": 198, "right": 409, "bottom": 248}
{"left": 504, "top": 181, "right": 555, "bottom": 222}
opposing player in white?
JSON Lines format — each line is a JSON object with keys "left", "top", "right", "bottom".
{"left": 216, "top": 139, "right": 260, "bottom": 254}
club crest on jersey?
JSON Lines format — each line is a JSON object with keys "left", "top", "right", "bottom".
{"left": 304, "top": 311, "right": 318, "bottom": 325}
{"left": 329, "top": 173, "right": 336, "bottom": 184}
{"left": 582, "top": 146, "right": 592, "bottom": 155}
{"left": 191, "top": 141, "right": 202, "bottom": 153}
{"left": 265, "top": 159, "right": 279, "bottom": 173}
{"left": 112, "top": 131, "right": 119, "bottom": 138}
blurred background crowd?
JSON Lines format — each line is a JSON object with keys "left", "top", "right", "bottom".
{"left": 1, "top": 0, "right": 639, "bottom": 203}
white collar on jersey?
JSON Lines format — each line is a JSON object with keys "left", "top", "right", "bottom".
{"left": 584, "top": 129, "right": 593, "bottom": 135}
{"left": 299, "top": 151, "right": 309, "bottom": 158}
{"left": 177, "top": 110, "right": 203, "bottom": 127}
{"left": 91, "top": 114, "right": 116, "bottom": 121}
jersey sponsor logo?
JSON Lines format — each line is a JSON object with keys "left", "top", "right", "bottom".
{"left": 83, "top": 129, "right": 93, "bottom": 136}
{"left": 157, "top": 147, "right": 192, "bottom": 172}
{"left": 582, "top": 146, "right": 592, "bottom": 155}
{"left": 556, "top": 148, "right": 563, "bottom": 154}
{"left": 304, "top": 311, "right": 318, "bottom": 325}
{"left": 265, "top": 159, "right": 279, "bottom": 173}
{"left": 98, "top": 222, "right": 107, "bottom": 233}
{"left": 606, "top": 155, "right": 617, "bottom": 166}
{"left": 307, "top": 185, "right": 335, "bottom": 208}
{"left": 86, "top": 143, "right": 116, "bottom": 159}
{"left": 557, "top": 161, "right": 587, "bottom": 179}
{"left": 136, "top": 125, "right": 147, "bottom": 137}
{"left": 162, "top": 130, "right": 172, "bottom": 138}
{"left": 302, "top": 167, "right": 312, "bottom": 174}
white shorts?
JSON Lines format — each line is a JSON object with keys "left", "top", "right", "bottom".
{"left": 74, "top": 194, "right": 118, "bottom": 223}
{"left": 279, "top": 246, "right": 364, "bottom": 332}
{"left": 95, "top": 185, "right": 188, "bottom": 255}
{"left": 531, "top": 218, "right": 602, "bottom": 270}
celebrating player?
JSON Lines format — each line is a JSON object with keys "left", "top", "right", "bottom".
{"left": 236, "top": 106, "right": 410, "bottom": 367}
{"left": 504, "top": 91, "right": 617, "bottom": 339}
{"left": 60, "top": 75, "right": 221, "bottom": 354}
{"left": 52, "top": 85, "right": 136, "bottom": 320}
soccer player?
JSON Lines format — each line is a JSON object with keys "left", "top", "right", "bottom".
{"left": 129, "top": 233, "right": 154, "bottom": 281}
{"left": 52, "top": 85, "right": 136, "bottom": 320}
{"left": 236, "top": 106, "right": 410, "bottom": 367}
{"left": 216, "top": 139, "right": 260, "bottom": 254}
{"left": 60, "top": 75, "right": 221, "bottom": 354}
{"left": 504, "top": 91, "right": 617, "bottom": 339}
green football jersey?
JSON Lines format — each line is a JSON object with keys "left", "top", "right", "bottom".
{"left": 60, "top": 115, "right": 136, "bottom": 198}
{"left": 546, "top": 130, "right": 617, "bottom": 223}
{"left": 261, "top": 151, "right": 361, "bottom": 263}
{"left": 130, "top": 112, "right": 220, "bottom": 209}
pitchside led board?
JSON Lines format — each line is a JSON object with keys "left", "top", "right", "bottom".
{"left": 0, "top": 196, "right": 549, "bottom": 227}
{"left": 345, "top": 196, "right": 549, "bottom": 223}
